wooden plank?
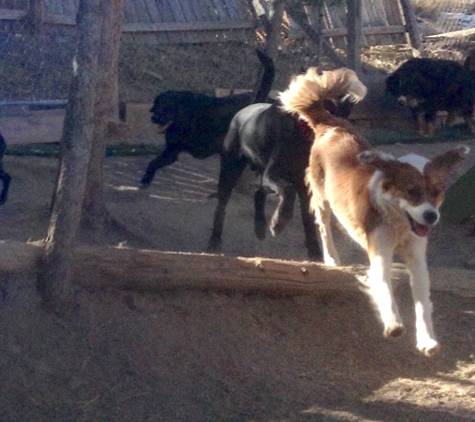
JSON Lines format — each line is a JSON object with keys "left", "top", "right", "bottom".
{"left": 209, "top": 0, "right": 228, "bottom": 20}
{"left": 189, "top": 0, "right": 209, "bottom": 22}
{"left": 130, "top": 0, "right": 158, "bottom": 43}
{"left": 365, "top": 0, "right": 392, "bottom": 45}
{"left": 44, "top": 0, "right": 63, "bottom": 15}
{"left": 179, "top": 0, "right": 197, "bottom": 22}
{"left": 152, "top": 0, "right": 179, "bottom": 42}
{"left": 222, "top": 0, "right": 242, "bottom": 20}
{"left": 289, "top": 24, "right": 406, "bottom": 39}
{"left": 426, "top": 27, "right": 475, "bottom": 40}
{"left": 44, "top": 12, "right": 75, "bottom": 24}
{"left": 123, "top": 20, "right": 255, "bottom": 32}
{"left": 141, "top": 0, "right": 169, "bottom": 43}
{"left": 168, "top": 0, "right": 186, "bottom": 21}
{"left": 61, "top": 0, "right": 77, "bottom": 20}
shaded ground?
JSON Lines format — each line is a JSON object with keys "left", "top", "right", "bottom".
{"left": 0, "top": 136, "right": 475, "bottom": 421}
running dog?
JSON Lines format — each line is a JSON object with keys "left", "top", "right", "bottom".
{"left": 140, "top": 49, "right": 275, "bottom": 187}
{"left": 386, "top": 58, "right": 475, "bottom": 136}
{"left": 0, "top": 132, "right": 11, "bottom": 205}
{"left": 281, "top": 66, "right": 469, "bottom": 356}
{"left": 207, "top": 69, "right": 365, "bottom": 260}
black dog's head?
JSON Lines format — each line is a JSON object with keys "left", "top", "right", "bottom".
{"left": 150, "top": 91, "right": 215, "bottom": 133}
{"left": 149, "top": 91, "right": 185, "bottom": 132}
{"left": 386, "top": 70, "right": 428, "bottom": 109}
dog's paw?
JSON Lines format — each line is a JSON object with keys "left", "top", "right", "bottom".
{"left": 254, "top": 219, "right": 267, "bottom": 240}
{"left": 207, "top": 238, "right": 222, "bottom": 253}
{"left": 140, "top": 175, "right": 153, "bottom": 188}
{"left": 417, "top": 339, "right": 440, "bottom": 358}
{"left": 383, "top": 324, "right": 406, "bottom": 338}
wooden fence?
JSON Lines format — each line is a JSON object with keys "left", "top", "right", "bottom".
{"left": 0, "top": 0, "right": 416, "bottom": 46}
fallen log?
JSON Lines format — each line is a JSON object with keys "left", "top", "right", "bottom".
{"left": 0, "top": 239, "right": 370, "bottom": 294}
{"left": 0, "top": 240, "right": 473, "bottom": 297}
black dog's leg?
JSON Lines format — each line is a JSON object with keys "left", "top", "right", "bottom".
{"left": 269, "top": 186, "right": 295, "bottom": 237}
{"left": 141, "top": 145, "right": 180, "bottom": 187}
{"left": 297, "top": 183, "right": 323, "bottom": 261}
{"left": 254, "top": 182, "right": 267, "bottom": 240}
{"left": 208, "top": 156, "right": 248, "bottom": 252}
{"left": 0, "top": 169, "right": 11, "bottom": 205}
{"left": 261, "top": 153, "right": 295, "bottom": 236}
{"left": 0, "top": 133, "right": 10, "bottom": 205}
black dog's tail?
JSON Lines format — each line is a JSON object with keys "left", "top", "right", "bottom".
{"left": 252, "top": 49, "right": 276, "bottom": 104}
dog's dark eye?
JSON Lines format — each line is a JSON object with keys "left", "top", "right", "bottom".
{"left": 429, "top": 188, "right": 441, "bottom": 198}
{"left": 408, "top": 188, "right": 422, "bottom": 202}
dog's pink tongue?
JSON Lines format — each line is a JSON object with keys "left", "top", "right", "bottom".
{"left": 413, "top": 222, "right": 430, "bottom": 237}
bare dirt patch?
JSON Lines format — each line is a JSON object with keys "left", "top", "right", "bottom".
{"left": 1, "top": 135, "right": 475, "bottom": 421}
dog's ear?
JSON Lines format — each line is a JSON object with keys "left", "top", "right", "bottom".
{"left": 424, "top": 145, "right": 470, "bottom": 182}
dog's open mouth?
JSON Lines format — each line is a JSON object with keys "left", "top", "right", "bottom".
{"left": 155, "top": 121, "right": 171, "bottom": 134}
{"left": 406, "top": 213, "right": 430, "bottom": 237}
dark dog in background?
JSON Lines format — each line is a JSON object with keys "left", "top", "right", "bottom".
{"left": 140, "top": 49, "right": 275, "bottom": 187}
{"left": 386, "top": 57, "right": 475, "bottom": 136}
{"left": 0, "top": 132, "right": 11, "bottom": 205}
{"left": 207, "top": 68, "right": 366, "bottom": 260}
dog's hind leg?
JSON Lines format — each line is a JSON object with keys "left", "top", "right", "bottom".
{"left": 314, "top": 201, "right": 340, "bottom": 266}
{"left": 208, "top": 156, "right": 248, "bottom": 252}
{"left": 399, "top": 237, "right": 440, "bottom": 357}
{"left": 261, "top": 153, "right": 296, "bottom": 236}
{"left": 0, "top": 134, "right": 10, "bottom": 205}
{"left": 141, "top": 145, "right": 180, "bottom": 187}
{"left": 297, "top": 184, "right": 322, "bottom": 261}
{"left": 253, "top": 181, "right": 267, "bottom": 240}
{"left": 269, "top": 187, "right": 296, "bottom": 237}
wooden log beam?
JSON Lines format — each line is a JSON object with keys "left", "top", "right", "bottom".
{"left": 1, "top": 240, "right": 474, "bottom": 297}
{"left": 0, "top": 240, "right": 370, "bottom": 294}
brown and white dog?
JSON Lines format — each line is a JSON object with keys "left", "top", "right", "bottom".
{"left": 280, "top": 67, "right": 469, "bottom": 357}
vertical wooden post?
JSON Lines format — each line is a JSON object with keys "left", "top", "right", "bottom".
{"left": 346, "top": 0, "right": 362, "bottom": 73}
{"left": 37, "top": 0, "right": 102, "bottom": 314}
{"left": 399, "top": 0, "right": 423, "bottom": 54}
{"left": 23, "top": 0, "right": 43, "bottom": 34}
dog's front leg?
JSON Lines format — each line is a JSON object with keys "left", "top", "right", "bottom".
{"left": 401, "top": 237, "right": 440, "bottom": 357}
{"left": 366, "top": 229, "right": 404, "bottom": 338}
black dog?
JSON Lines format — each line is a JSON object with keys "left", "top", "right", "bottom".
{"left": 207, "top": 77, "right": 361, "bottom": 260}
{"left": 386, "top": 58, "right": 475, "bottom": 136}
{"left": 141, "top": 50, "right": 275, "bottom": 187}
{"left": 0, "top": 132, "right": 11, "bottom": 205}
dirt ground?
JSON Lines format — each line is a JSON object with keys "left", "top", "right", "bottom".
{"left": 0, "top": 131, "right": 475, "bottom": 421}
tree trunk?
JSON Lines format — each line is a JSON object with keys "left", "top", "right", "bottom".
{"left": 346, "top": 0, "right": 362, "bottom": 73}
{"left": 82, "top": 0, "right": 124, "bottom": 234}
{"left": 37, "top": 0, "right": 102, "bottom": 314}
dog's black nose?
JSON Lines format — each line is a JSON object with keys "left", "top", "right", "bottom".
{"left": 423, "top": 210, "right": 438, "bottom": 225}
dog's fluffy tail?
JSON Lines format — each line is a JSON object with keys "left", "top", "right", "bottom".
{"left": 279, "top": 67, "right": 367, "bottom": 124}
